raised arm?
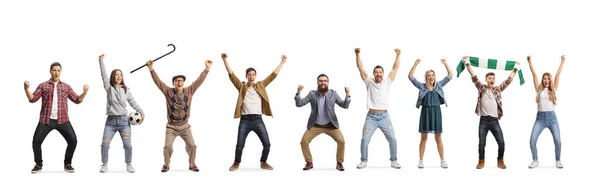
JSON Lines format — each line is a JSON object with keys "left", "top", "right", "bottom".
{"left": 554, "top": 55, "right": 565, "bottom": 90}
{"left": 146, "top": 60, "right": 170, "bottom": 94}
{"left": 498, "top": 62, "right": 519, "bottom": 91}
{"left": 98, "top": 54, "right": 110, "bottom": 90}
{"left": 188, "top": 60, "right": 212, "bottom": 94}
{"left": 334, "top": 87, "right": 351, "bottom": 109}
{"left": 354, "top": 48, "right": 368, "bottom": 81}
{"left": 464, "top": 56, "right": 484, "bottom": 89}
{"left": 388, "top": 48, "right": 401, "bottom": 81}
{"left": 437, "top": 59, "right": 453, "bottom": 87}
{"left": 408, "top": 59, "right": 423, "bottom": 88}
{"left": 222, "top": 53, "right": 243, "bottom": 90}
{"left": 527, "top": 55, "right": 540, "bottom": 90}
{"left": 262, "top": 55, "right": 286, "bottom": 87}
{"left": 24, "top": 81, "right": 40, "bottom": 102}
{"left": 294, "top": 85, "right": 311, "bottom": 107}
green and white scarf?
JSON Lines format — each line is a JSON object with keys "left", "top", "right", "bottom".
{"left": 456, "top": 56, "right": 525, "bottom": 85}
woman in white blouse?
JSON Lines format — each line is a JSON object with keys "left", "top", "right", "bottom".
{"left": 526, "top": 55, "right": 565, "bottom": 169}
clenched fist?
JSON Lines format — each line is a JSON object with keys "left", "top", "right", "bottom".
{"left": 297, "top": 85, "right": 304, "bottom": 94}
{"left": 414, "top": 59, "right": 421, "bottom": 65}
{"left": 221, "top": 53, "right": 228, "bottom": 60}
{"left": 83, "top": 84, "right": 89, "bottom": 92}
{"left": 561, "top": 55, "right": 565, "bottom": 62}
{"left": 281, "top": 55, "right": 287, "bottom": 62}
{"left": 354, "top": 48, "right": 360, "bottom": 54}
{"left": 395, "top": 48, "right": 401, "bottom": 54}
{"left": 205, "top": 60, "right": 213, "bottom": 70}
{"left": 99, "top": 54, "right": 105, "bottom": 60}
{"left": 24, "top": 80, "right": 30, "bottom": 90}
{"left": 344, "top": 86, "right": 350, "bottom": 94}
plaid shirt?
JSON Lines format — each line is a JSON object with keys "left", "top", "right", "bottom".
{"left": 29, "top": 80, "right": 81, "bottom": 124}
{"left": 471, "top": 75, "right": 513, "bottom": 120}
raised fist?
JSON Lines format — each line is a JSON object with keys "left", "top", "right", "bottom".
{"left": 344, "top": 86, "right": 350, "bottom": 94}
{"left": 354, "top": 48, "right": 360, "bottom": 54}
{"left": 395, "top": 48, "right": 400, "bottom": 54}
{"left": 24, "top": 80, "right": 30, "bottom": 90}
{"left": 99, "top": 54, "right": 105, "bottom": 60}
{"left": 83, "top": 84, "right": 89, "bottom": 92}
{"left": 221, "top": 53, "right": 228, "bottom": 59}
{"left": 281, "top": 55, "right": 287, "bottom": 61}
{"left": 297, "top": 85, "right": 304, "bottom": 93}
{"left": 205, "top": 60, "right": 213, "bottom": 70}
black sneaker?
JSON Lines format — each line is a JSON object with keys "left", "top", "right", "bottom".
{"left": 64, "top": 164, "right": 75, "bottom": 173}
{"left": 31, "top": 164, "right": 42, "bottom": 174}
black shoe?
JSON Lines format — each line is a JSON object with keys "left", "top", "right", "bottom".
{"left": 64, "top": 164, "right": 75, "bottom": 173}
{"left": 31, "top": 164, "right": 42, "bottom": 174}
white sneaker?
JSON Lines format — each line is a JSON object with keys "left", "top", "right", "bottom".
{"left": 100, "top": 163, "right": 108, "bottom": 173}
{"left": 126, "top": 164, "right": 135, "bottom": 173}
{"left": 556, "top": 161, "right": 563, "bottom": 169}
{"left": 528, "top": 160, "right": 539, "bottom": 169}
{"left": 391, "top": 160, "right": 401, "bottom": 169}
{"left": 440, "top": 160, "right": 448, "bottom": 169}
{"left": 356, "top": 161, "right": 367, "bottom": 169}
{"left": 418, "top": 160, "right": 424, "bottom": 169}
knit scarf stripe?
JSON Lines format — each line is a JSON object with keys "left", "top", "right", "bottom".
{"left": 456, "top": 56, "right": 525, "bottom": 85}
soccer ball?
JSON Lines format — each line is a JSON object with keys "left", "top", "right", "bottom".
{"left": 129, "top": 112, "right": 143, "bottom": 126}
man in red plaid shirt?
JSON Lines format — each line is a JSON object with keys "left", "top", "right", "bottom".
{"left": 24, "top": 62, "right": 89, "bottom": 174}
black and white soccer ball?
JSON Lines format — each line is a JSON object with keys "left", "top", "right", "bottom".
{"left": 128, "top": 112, "right": 143, "bottom": 125}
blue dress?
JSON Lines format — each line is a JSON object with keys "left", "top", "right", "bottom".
{"left": 419, "top": 90, "right": 443, "bottom": 133}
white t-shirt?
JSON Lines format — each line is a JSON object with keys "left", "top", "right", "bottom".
{"left": 480, "top": 89, "right": 498, "bottom": 117}
{"left": 365, "top": 76, "right": 392, "bottom": 110}
{"left": 50, "top": 83, "right": 58, "bottom": 120}
{"left": 537, "top": 88, "right": 555, "bottom": 111}
{"left": 242, "top": 86, "right": 262, "bottom": 115}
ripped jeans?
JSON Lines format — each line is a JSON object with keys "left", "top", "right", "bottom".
{"left": 101, "top": 115, "right": 132, "bottom": 164}
{"left": 360, "top": 111, "right": 398, "bottom": 161}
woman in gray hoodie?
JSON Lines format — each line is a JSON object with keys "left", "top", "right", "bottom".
{"left": 98, "top": 54, "right": 144, "bottom": 173}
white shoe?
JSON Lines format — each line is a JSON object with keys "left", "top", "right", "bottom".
{"left": 100, "top": 163, "right": 108, "bottom": 173}
{"left": 528, "top": 160, "right": 539, "bottom": 169}
{"left": 556, "top": 161, "right": 563, "bottom": 169}
{"left": 126, "top": 164, "right": 135, "bottom": 173}
{"left": 356, "top": 161, "right": 367, "bottom": 169}
{"left": 418, "top": 160, "right": 424, "bottom": 169}
{"left": 391, "top": 160, "right": 401, "bottom": 169}
{"left": 440, "top": 160, "right": 448, "bottom": 169}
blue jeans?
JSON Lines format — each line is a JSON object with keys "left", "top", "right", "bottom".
{"left": 360, "top": 111, "right": 398, "bottom": 161}
{"left": 234, "top": 114, "right": 271, "bottom": 162}
{"left": 530, "top": 111, "right": 561, "bottom": 161}
{"left": 101, "top": 115, "right": 132, "bottom": 164}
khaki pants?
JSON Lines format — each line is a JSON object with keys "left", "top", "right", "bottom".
{"left": 300, "top": 127, "right": 345, "bottom": 163}
{"left": 164, "top": 123, "right": 196, "bottom": 168}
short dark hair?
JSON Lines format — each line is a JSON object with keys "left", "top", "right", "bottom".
{"left": 373, "top": 65, "right": 384, "bottom": 73}
{"left": 172, "top": 75, "right": 186, "bottom": 82}
{"left": 246, "top": 67, "right": 256, "bottom": 76}
{"left": 50, "top": 62, "right": 61, "bottom": 70}
{"left": 485, "top": 72, "right": 495, "bottom": 78}
{"left": 317, "top": 73, "right": 328, "bottom": 80}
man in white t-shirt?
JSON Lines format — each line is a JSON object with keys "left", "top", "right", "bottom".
{"left": 354, "top": 48, "right": 401, "bottom": 169}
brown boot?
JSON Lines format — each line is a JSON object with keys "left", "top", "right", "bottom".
{"left": 497, "top": 159, "right": 506, "bottom": 169}
{"left": 476, "top": 159, "right": 485, "bottom": 169}
{"left": 229, "top": 162, "right": 240, "bottom": 171}
{"left": 260, "top": 161, "right": 273, "bottom": 170}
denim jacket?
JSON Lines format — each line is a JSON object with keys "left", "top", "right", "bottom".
{"left": 409, "top": 76, "right": 452, "bottom": 108}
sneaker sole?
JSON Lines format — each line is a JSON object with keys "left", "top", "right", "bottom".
{"left": 64, "top": 169, "right": 75, "bottom": 173}
{"left": 31, "top": 170, "right": 41, "bottom": 174}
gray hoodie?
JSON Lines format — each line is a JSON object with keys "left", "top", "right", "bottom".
{"left": 100, "top": 60, "right": 144, "bottom": 116}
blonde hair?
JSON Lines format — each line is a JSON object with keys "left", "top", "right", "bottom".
{"left": 425, "top": 70, "right": 436, "bottom": 89}
{"left": 536, "top": 72, "right": 557, "bottom": 105}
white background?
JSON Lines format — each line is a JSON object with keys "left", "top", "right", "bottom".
{"left": 1, "top": 0, "right": 597, "bottom": 191}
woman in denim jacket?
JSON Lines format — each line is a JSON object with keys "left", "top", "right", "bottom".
{"left": 526, "top": 55, "right": 565, "bottom": 169}
{"left": 408, "top": 58, "right": 452, "bottom": 169}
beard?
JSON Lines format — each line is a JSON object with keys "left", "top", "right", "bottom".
{"left": 318, "top": 85, "right": 328, "bottom": 93}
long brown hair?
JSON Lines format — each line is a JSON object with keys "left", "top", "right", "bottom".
{"left": 536, "top": 72, "right": 556, "bottom": 105}
{"left": 110, "top": 69, "right": 127, "bottom": 93}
